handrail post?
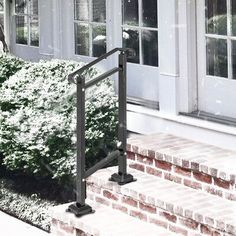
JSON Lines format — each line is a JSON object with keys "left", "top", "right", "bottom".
{"left": 118, "top": 51, "right": 127, "bottom": 175}
{"left": 67, "top": 75, "right": 93, "bottom": 217}
{"left": 109, "top": 51, "right": 136, "bottom": 185}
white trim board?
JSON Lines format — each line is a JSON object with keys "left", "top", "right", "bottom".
{"left": 127, "top": 104, "right": 236, "bottom": 151}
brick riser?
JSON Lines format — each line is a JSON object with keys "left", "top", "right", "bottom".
{"left": 86, "top": 181, "right": 231, "bottom": 236}
{"left": 127, "top": 151, "right": 236, "bottom": 202}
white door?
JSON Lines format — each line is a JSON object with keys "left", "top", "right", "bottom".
{"left": 197, "top": 0, "right": 236, "bottom": 118}
{"left": 10, "top": 0, "right": 40, "bottom": 61}
{"left": 116, "top": 0, "right": 159, "bottom": 105}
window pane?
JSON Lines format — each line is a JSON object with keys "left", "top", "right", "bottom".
{"left": 231, "top": 40, "right": 236, "bottom": 79}
{"left": 206, "top": 37, "right": 228, "bottom": 77}
{"left": 142, "top": 30, "right": 158, "bottom": 66}
{"left": 205, "top": 0, "right": 227, "bottom": 35}
{"left": 123, "top": 28, "right": 139, "bottom": 63}
{"left": 74, "top": 0, "right": 89, "bottom": 21}
{"left": 30, "top": 0, "right": 38, "bottom": 15}
{"left": 15, "top": 0, "right": 27, "bottom": 14}
{"left": 75, "top": 23, "right": 89, "bottom": 56}
{"left": 0, "top": 14, "right": 3, "bottom": 28}
{"left": 0, "top": 0, "right": 3, "bottom": 11}
{"left": 30, "top": 17, "right": 39, "bottom": 46}
{"left": 123, "top": 0, "right": 138, "bottom": 26}
{"left": 92, "top": 0, "right": 106, "bottom": 23}
{"left": 232, "top": 0, "right": 236, "bottom": 36}
{"left": 142, "top": 0, "right": 157, "bottom": 28}
{"left": 16, "top": 15, "right": 28, "bottom": 45}
{"left": 92, "top": 25, "right": 106, "bottom": 57}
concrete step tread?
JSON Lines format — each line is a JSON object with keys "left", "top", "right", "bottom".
{"left": 88, "top": 167, "right": 236, "bottom": 234}
{"left": 127, "top": 133, "right": 236, "bottom": 182}
{"left": 50, "top": 200, "right": 174, "bottom": 236}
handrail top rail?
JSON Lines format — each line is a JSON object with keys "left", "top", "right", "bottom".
{"left": 68, "top": 48, "right": 128, "bottom": 84}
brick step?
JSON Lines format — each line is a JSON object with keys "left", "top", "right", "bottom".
{"left": 50, "top": 200, "right": 174, "bottom": 236}
{"left": 87, "top": 167, "right": 236, "bottom": 236}
{"left": 127, "top": 133, "right": 236, "bottom": 201}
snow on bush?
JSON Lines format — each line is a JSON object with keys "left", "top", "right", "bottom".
{"left": 0, "top": 59, "right": 118, "bottom": 182}
{"left": 0, "top": 54, "right": 27, "bottom": 85}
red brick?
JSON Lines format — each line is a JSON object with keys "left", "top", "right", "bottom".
{"left": 159, "top": 211, "right": 177, "bottom": 223}
{"left": 225, "top": 193, "right": 236, "bottom": 201}
{"left": 179, "top": 218, "right": 199, "bottom": 230}
{"left": 139, "top": 202, "right": 156, "bottom": 214}
{"left": 127, "top": 151, "right": 135, "bottom": 160}
{"left": 214, "top": 178, "right": 230, "bottom": 189}
{"left": 130, "top": 210, "right": 147, "bottom": 221}
{"left": 87, "top": 184, "right": 101, "bottom": 194}
{"left": 58, "top": 221, "right": 74, "bottom": 234}
{"left": 137, "top": 154, "right": 153, "bottom": 165}
{"left": 103, "top": 190, "right": 119, "bottom": 201}
{"left": 76, "top": 229, "right": 89, "bottom": 236}
{"left": 112, "top": 203, "right": 128, "bottom": 213}
{"left": 174, "top": 166, "right": 191, "bottom": 177}
{"left": 200, "top": 224, "right": 221, "bottom": 236}
{"left": 149, "top": 217, "right": 168, "bottom": 229}
{"left": 193, "top": 172, "right": 212, "bottom": 184}
{"left": 183, "top": 179, "right": 202, "bottom": 190}
{"left": 51, "top": 218, "right": 58, "bottom": 226}
{"left": 191, "top": 162, "right": 199, "bottom": 171}
{"left": 129, "top": 163, "right": 145, "bottom": 172}
{"left": 155, "top": 160, "right": 172, "bottom": 171}
{"left": 139, "top": 193, "right": 146, "bottom": 202}
{"left": 127, "top": 143, "right": 131, "bottom": 151}
{"left": 95, "top": 196, "right": 110, "bottom": 206}
{"left": 169, "top": 225, "right": 188, "bottom": 236}
{"left": 131, "top": 145, "right": 139, "bottom": 153}
{"left": 204, "top": 186, "right": 223, "bottom": 197}
{"left": 146, "top": 166, "right": 162, "bottom": 177}
{"left": 182, "top": 159, "right": 190, "bottom": 168}
{"left": 148, "top": 150, "right": 155, "bottom": 158}
{"left": 164, "top": 173, "right": 182, "bottom": 184}
{"left": 122, "top": 196, "right": 138, "bottom": 207}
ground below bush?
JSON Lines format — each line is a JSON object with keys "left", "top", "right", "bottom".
{"left": 0, "top": 166, "right": 75, "bottom": 232}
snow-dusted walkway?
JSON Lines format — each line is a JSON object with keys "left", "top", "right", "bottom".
{"left": 0, "top": 210, "right": 50, "bottom": 236}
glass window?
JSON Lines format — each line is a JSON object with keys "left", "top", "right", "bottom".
{"left": 74, "top": 0, "right": 106, "bottom": 57}
{"left": 15, "top": 0, "right": 39, "bottom": 47}
{"left": 0, "top": 0, "right": 4, "bottom": 29}
{"left": 122, "top": 0, "right": 158, "bottom": 67}
{"left": 205, "top": 0, "right": 236, "bottom": 79}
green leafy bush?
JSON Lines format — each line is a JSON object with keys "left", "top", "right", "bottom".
{"left": 0, "top": 54, "right": 26, "bottom": 85}
{"left": 0, "top": 59, "right": 118, "bottom": 182}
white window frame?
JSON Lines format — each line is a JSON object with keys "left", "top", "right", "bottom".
{"left": 74, "top": 0, "right": 107, "bottom": 57}
{"left": 202, "top": 0, "right": 236, "bottom": 80}
{"left": 14, "top": 0, "right": 39, "bottom": 47}
{"left": 0, "top": 0, "right": 4, "bottom": 27}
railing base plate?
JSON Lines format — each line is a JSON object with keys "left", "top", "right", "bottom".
{"left": 67, "top": 202, "right": 95, "bottom": 217}
{"left": 109, "top": 173, "right": 136, "bottom": 185}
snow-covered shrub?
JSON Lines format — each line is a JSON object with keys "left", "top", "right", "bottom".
{"left": 0, "top": 54, "right": 26, "bottom": 85}
{"left": 0, "top": 59, "right": 118, "bottom": 182}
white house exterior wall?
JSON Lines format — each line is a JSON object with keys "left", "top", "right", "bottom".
{"left": 3, "top": 0, "right": 236, "bottom": 150}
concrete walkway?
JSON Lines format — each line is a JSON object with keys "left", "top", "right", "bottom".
{"left": 0, "top": 210, "right": 50, "bottom": 236}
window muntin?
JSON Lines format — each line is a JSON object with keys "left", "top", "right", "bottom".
{"left": 15, "top": 0, "right": 39, "bottom": 47}
{"left": 0, "top": 0, "right": 4, "bottom": 29}
{"left": 205, "top": 0, "right": 236, "bottom": 79}
{"left": 74, "top": 0, "right": 106, "bottom": 57}
{"left": 122, "top": 0, "right": 158, "bottom": 67}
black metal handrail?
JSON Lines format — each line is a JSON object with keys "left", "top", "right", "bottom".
{"left": 67, "top": 48, "right": 135, "bottom": 217}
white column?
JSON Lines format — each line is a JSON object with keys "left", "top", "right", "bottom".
{"left": 158, "top": 0, "right": 179, "bottom": 114}
{"left": 38, "top": 0, "right": 54, "bottom": 58}
{"left": 178, "top": 0, "right": 198, "bottom": 113}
